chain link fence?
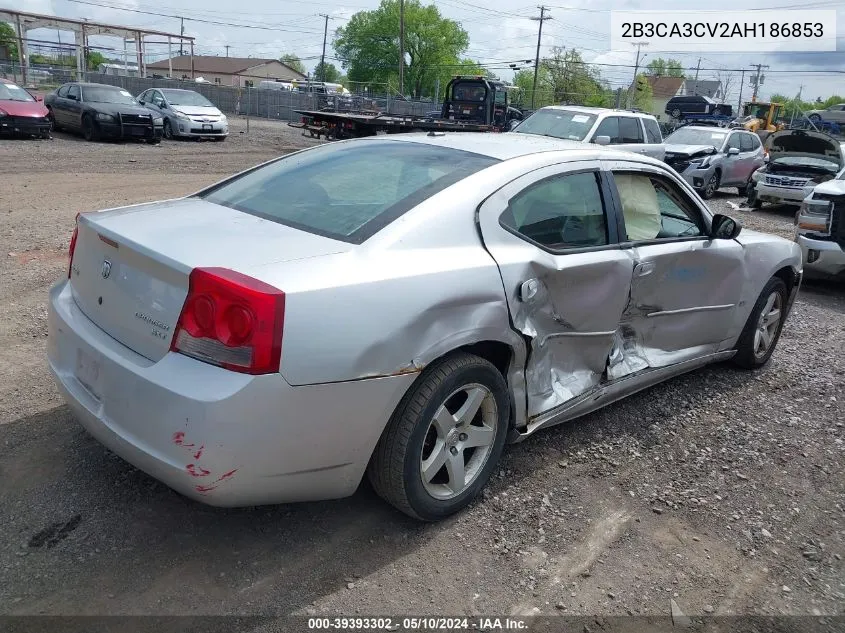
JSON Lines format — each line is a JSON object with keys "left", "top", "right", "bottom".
{"left": 74, "top": 72, "right": 438, "bottom": 123}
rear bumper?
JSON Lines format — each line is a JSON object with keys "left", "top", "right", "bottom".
{"left": 47, "top": 280, "right": 415, "bottom": 507}
{"left": 796, "top": 234, "right": 845, "bottom": 278}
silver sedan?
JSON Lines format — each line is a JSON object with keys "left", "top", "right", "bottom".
{"left": 48, "top": 134, "right": 803, "bottom": 520}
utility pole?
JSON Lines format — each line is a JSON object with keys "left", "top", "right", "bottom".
{"left": 626, "top": 41, "right": 647, "bottom": 109}
{"left": 180, "top": 17, "right": 184, "bottom": 55}
{"left": 750, "top": 63, "right": 768, "bottom": 102}
{"left": 224, "top": 45, "right": 230, "bottom": 57}
{"left": 530, "top": 6, "right": 551, "bottom": 110}
{"left": 398, "top": 0, "right": 405, "bottom": 96}
{"left": 318, "top": 13, "right": 330, "bottom": 83}
{"left": 790, "top": 84, "right": 803, "bottom": 125}
{"left": 692, "top": 57, "right": 701, "bottom": 94}
{"left": 737, "top": 69, "right": 745, "bottom": 111}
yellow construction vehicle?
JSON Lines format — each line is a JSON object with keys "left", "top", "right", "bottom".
{"left": 731, "top": 101, "right": 786, "bottom": 141}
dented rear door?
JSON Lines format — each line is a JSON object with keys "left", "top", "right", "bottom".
{"left": 476, "top": 160, "right": 634, "bottom": 419}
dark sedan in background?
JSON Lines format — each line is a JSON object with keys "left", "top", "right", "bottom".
{"left": 45, "top": 82, "right": 163, "bottom": 143}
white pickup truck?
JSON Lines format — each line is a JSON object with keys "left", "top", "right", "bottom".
{"left": 511, "top": 105, "right": 666, "bottom": 161}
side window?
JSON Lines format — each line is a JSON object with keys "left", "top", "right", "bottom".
{"left": 138, "top": 90, "right": 148, "bottom": 102}
{"left": 67, "top": 84, "right": 80, "bottom": 100}
{"left": 750, "top": 134, "right": 761, "bottom": 150}
{"left": 739, "top": 134, "right": 755, "bottom": 152}
{"left": 152, "top": 91, "right": 165, "bottom": 106}
{"left": 726, "top": 133, "right": 741, "bottom": 151}
{"left": 619, "top": 117, "right": 643, "bottom": 143}
{"left": 57, "top": 85, "right": 69, "bottom": 98}
{"left": 593, "top": 117, "right": 620, "bottom": 144}
{"left": 613, "top": 171, "right": 705, "bottom": 241}
{"left": 644, "top": 118, "right": 662, "bottom": 144}
{"left": 501, "top": 171, "right": 609, "bottom": 250}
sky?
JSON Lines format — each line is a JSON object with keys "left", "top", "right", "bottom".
{"left": 9, "top": 0, "right": 845, "bottom": 104}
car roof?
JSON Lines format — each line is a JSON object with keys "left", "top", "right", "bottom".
{"left": 64, "top": 82, "right": 125, "bottom": 88}
{"left": 537, "top": 105, "right": 657, "bottom": 119}
{"left": 363, "top": 132, "right": 655, "bottom": 162}
{"left": 675, "top": 126, "right": 731, "bottom": 132}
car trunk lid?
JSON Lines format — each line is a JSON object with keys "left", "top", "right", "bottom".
{"left": 69, "top": 198, "right": 348, "bottom": 362}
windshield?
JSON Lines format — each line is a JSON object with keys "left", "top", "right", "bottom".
{"left": 666, "top": 128, "right": 726, "bottom": 147}
{"left": 514, "top": 109, "right": 597, "bottom": 141}
{"left": 451, "top": 82, "right": 486, "bottom": 102}
{"left": 200, "top": 140, "right": 499, "bottom": 243}
{"left": 82, "top": 86, "right": 137, "bottom": 104}
{"left": 162, "top": 90, "right": 214, "bottom": 107}
{"left": 0, "top": 82, "right": 34, "bottom": 102}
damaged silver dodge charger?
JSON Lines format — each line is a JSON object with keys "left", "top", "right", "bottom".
{"left": 48, "top": 133, "right": 803, "bottom": 521}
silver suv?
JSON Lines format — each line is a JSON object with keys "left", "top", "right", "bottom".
{"left": 512, "top": 106, "right": 665, "bottom": 161}
{"left": 664, "top": 125, "right": 766, "bottom": 199}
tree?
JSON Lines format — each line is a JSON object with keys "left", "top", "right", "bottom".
{"left": 665, "top": 59, "right": 684, "bottom": 77}
{"left": 280, "top": 53, "right": 305, "bottom": 75}
{"left": 0, "top": 22, "right": 19, "bottom": 61}
{"left": 335, "top": 0, "right": 469, "bottom": 98}
{"left": 632, "top": 73, "right": 653, "bottom": 111}
{"left": 715, "top": 70, "right": 736, "bottom": 103}
{"left": 314, "top": 61, "right": 341, "bottom": 83}
{"left": 86, "top": 51, "right": 107, "bottom": 70}
{"left": 646, "top": 57, "right": 683, "bottom": 77}
{"left": 646, "top": 58, "right": 666, "bottom": 76}
{"left": 541, "top": 47, "right": 609, "bottom": 107}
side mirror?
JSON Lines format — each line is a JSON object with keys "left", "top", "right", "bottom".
{"left": 34, "top": 95, "right": 43, "bottom": 102}
{"left": 508, "top": 119, "right": 520, "bottom": 132}
{"left": 710, "top": 214, "right": 742, "bottom": 240}
{"left": 594, "top": 135, "right": 611, "bottom": 146}
{"left": 138, "top": 100, "right": 145, "bottom": 105}
{"left": 727, "top": 147, "right": 740, "bottom": 155}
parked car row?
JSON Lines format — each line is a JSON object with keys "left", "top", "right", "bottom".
{"left": 8, "top": 81, "right": 229, "bottom": 143}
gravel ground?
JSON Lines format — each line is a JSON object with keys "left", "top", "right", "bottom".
{"left": 0, "top": 125, "right": 843, "bottom": 624}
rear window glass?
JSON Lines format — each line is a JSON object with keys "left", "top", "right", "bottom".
{"left": 200, "top": 140, "right": 498, "bottom": 243}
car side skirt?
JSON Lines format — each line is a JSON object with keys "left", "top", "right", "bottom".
{"left": 509, "top": 349, "right": 737, "bottom": 442}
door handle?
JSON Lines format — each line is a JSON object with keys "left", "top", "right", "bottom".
{"left": 634, "top": 261, "right": 655, "bottom": 277}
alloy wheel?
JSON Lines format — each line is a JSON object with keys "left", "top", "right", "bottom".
{"left": 753, "top": 291, "right": 783, "bottom": 360}
{"left": 419, "top": 383, "right": 498, "bottom": 500}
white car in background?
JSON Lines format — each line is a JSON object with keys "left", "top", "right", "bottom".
{"left": 512, "top": 106, "right": 666, "bottom": 161}
{"left": 795, "top": 166, "right": 845, "bottom": 280}
{"left": 138, "top": 88, "right": 228, "bottom": 141}
{"left": 748, "top": 130, "right": 844, "bottom": 208}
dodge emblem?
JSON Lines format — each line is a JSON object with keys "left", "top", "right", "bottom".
{"left": 101, "top": 260, "right": 112, "bottom": 279}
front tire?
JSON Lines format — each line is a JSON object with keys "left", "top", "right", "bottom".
{"left": 701, "top": 171, "right": 720, "bottom": 199}
{"left": 82, "top": 115, "right": 98, "bottom": 142}
{"left": 163, "top": 119, "right": 174, "bottom": 139}
{"left": 733, "top": 277, "right": 788, "bottom": 369}
{"left": 368, "top": 352, "right": 510, "bottom": 521}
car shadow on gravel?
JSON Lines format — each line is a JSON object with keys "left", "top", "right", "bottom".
{"left": 0, "top": 405, "right": 436, "bottom": 615}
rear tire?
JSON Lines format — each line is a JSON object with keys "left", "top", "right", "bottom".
{"left": 732, "top": 277, "right": 788, "bottom": 369}
{"left": 671, "top": 108, "right": 682, "bottom": 119}
{"left": 47, "top": 108, "right": 60, "bottom": 132}
{"left": 368, "top": 352, "right": 510, "bottom": 521}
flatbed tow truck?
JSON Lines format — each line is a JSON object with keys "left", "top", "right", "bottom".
{"left": 289, "top": 76, "right": 522, "bottom": 140}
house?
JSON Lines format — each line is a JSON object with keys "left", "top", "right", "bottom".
{"left": 631, "top": 75, "right": 685, "bottom": 121}
{"left": 683, "top": 79, "right": 722, "bottom": 99}
{"left": 146, "top": 55, "right": 306, "bottom": 87}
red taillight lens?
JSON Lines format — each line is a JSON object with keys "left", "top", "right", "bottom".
{"left": 67, "top": 213, "right": 80, "bottom": 278}
{"left": 170, "top": 267, "right": 285, "bottom": 375}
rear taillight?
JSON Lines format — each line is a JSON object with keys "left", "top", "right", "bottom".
{"left": 67, "top": 213, "right": 80, "bottom": 278}
{"left": 170, "top": 267, "right": 285, "bottom": 375}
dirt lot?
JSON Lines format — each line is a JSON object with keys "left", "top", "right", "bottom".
{"left": 0, "top": 118, "right": 843, "bottom": 624}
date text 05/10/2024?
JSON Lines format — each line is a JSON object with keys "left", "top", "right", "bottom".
{"left": 307, "top": 617, "right": 528, "bottom": 630}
